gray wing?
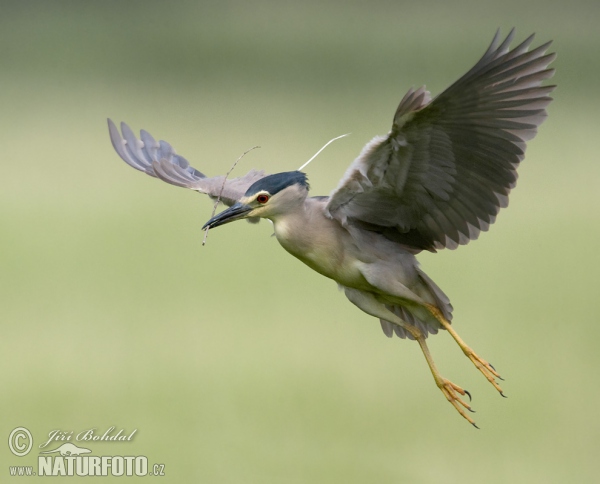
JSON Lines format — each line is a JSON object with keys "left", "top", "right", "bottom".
{"left": 326, "top": 29, "right": 556, "bottom": 251}
{"left": 108, "top": 119, "right": 267, "bottom": 207}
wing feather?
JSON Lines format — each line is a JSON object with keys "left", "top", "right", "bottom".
{"left": 108, "top": 119, "right": 267, "bottom": 207}
{"left": 326, "top": 29, "right": 555, "bottom": 251}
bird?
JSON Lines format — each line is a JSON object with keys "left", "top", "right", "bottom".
{"left": 108, "top": 29, "right": 555, "bottom": 427}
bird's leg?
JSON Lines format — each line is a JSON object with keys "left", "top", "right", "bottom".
{"left": 342, "top": 287, "right": 477, "bottom": 426}
{"left": 411, "top": 328, "right": 478, "bottom": 427}
{"left": 425, "top": 303, "right": 505, "bottom": 396}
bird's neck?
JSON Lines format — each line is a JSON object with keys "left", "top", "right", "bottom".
{"left": 270, "top": 201, "right": 312, "bottom": 250}
{"left": 270, "top": 198, "right": 350, "bottom": 282}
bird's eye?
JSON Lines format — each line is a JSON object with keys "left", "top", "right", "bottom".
{"left": 257, "top": 194, "right": 270, "bottom": 204}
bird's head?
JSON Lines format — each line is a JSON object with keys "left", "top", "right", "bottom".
{"left": 202, "top": 171, "right": 309, "bottom": 229}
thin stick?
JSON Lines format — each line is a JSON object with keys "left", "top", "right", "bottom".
{"left": 202, "top": 145, "right": 260, "bottom": 246}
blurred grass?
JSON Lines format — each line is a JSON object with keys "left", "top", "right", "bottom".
{"left": 1, "top": 0, "right": 599, "bottom": 482}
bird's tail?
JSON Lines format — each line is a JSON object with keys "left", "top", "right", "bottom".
{"left": 379, "top": 268, "right": 453, "bottom": 340}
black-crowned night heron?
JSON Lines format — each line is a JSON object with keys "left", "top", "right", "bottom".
{"left": 108, "top": 30, "right": 555, "bottom": 427}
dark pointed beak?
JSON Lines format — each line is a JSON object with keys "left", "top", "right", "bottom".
{"left": 202, "top": 202, "right": 253, "bottom": 230}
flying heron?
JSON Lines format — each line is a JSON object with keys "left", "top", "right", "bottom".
{"left": 108, "top": 29, "right": 555, "bottom": 427}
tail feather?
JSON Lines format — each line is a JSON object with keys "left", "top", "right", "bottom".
{"left": 379, "top": 269, "right": 453, "bottom": 340}
{"left": 416, "top": 268, "right": 453, "bottom": 322}
{"left": 379, "top": 319, "right": 395, "bottom": 338}
{"left": 381, "top": 305, "right": 440, "bottom": 340}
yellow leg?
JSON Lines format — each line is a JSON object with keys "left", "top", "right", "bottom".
{"left": 425, "top": 303, "right": 505, "bottom": 397}
{"left": 415, "top": 335, "right": 478, "bottom": 428}
{"left": 400, "top": 323, "right": 478, "bottom": 427}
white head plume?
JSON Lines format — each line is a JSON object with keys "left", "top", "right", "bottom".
{"left": 297, "top": 133, "right": 350, "bottom": 171}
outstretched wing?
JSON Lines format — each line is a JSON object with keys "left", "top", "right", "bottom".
{"left": 326, "top": 29, "right": 556, "bottom": 251}
{"left": 108, "top": 119, "right": 267, "bottom": 207}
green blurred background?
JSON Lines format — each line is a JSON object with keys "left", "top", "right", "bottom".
{"left": 1, "top": 0, "right": 599, "bottom": 482}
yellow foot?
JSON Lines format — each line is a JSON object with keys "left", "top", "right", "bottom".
{"left": 437, "top": 378, "right": 479, "bottom": 428}
{"left": 462, "top": 348, "right": 506, "bottom": 397}
{"left": 424, "top": 303, "right": 506, "bottom": 397}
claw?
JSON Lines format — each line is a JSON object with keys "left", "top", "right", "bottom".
{"left": 500, "top": 392, "right": 508, "bottom": 398}
{"left": 472, "top": 423, "right": 480, "bottom": 429}
{"left": 489, "top": 363, "right": 505, "bottom": 381}
{"left": 464, "top": 389, "right": 472, "bottom": 401}
{"left": 436, "top": 378, "right": 477, "bottom": 426}
{"left": 465, "top": 353, "right": 505, "bottom": 395}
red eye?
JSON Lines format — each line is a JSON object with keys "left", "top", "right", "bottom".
{"left": 257, "top": 194, "right": 270, "bottom": 204}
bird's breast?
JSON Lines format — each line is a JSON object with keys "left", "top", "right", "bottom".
{"left": 272, "top": 214, "right": 366, "bottom": 287}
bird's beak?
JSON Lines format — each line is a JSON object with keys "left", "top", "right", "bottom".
{"left": 202, "top": 202, "right": 253, "bottom": 230}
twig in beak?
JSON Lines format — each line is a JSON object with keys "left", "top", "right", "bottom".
{"left": 202, "top": 145, "right": 260, "bottom": 246}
